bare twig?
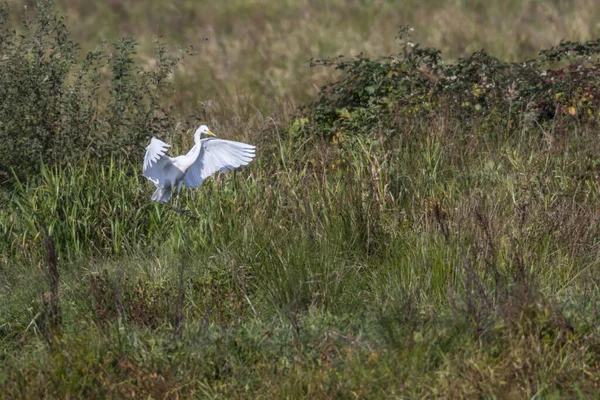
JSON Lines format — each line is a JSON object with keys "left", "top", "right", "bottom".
{"left": 41, "top": 235, "right": 61, "bottom": 346}
{"left": 173, "top": 251, "right": 186, "bottom": 337}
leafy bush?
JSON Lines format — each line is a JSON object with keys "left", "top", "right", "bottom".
{"left": 0, "top": 1, "right": 180, "bottom": 184}
{"left": 301, "top": 26, "right": 600, "bottom": 142}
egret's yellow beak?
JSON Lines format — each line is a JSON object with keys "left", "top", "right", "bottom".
{"left": 207, "top": 130, "right": 216, "bottom": 137}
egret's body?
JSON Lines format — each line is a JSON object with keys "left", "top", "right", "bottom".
{"left": 143, "top": 125, "right": 255, "bottom": 203}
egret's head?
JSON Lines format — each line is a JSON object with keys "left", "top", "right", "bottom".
{"left": 195, "top": 125, "right": 216, "bottom": 137}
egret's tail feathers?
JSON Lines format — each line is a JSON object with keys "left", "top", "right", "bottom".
{"left": 151, "top": 187, "right": 171, "bottom": 203}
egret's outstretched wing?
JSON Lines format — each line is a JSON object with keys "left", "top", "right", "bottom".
{"left": 143, "top": 137, "right": 173, "bottom": 186}
{"left": 183, "top": 138, "right": 255, "bottom": 188}
{"left": 143, "top": 137, "right": 170, "bottom": 170}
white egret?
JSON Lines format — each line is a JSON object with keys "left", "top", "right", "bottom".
{"left": 143, "top": 125, "right": 256, "bottom": 203}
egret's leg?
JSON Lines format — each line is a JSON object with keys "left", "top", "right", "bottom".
{"left": 162, "top": 203, "right": 199, "bottom": 221}
{"left": 175, "top": 181, "right": 184, "bottom": 208}
{"left": 163, "top": 182, "right": 197, "bottom": 220}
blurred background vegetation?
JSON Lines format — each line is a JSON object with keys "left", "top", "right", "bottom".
{"left": 2, "top": 0, "right": 600, "bottom": 398}
{"left": 9, "top": 0, "right": 600, "bottom": 114}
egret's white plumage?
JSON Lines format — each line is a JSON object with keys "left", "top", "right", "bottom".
{"left": 143, "top": 125, "right": 255, "bottom": 202}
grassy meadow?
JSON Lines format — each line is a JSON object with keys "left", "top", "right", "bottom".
{"left": 2, "top": 0, "right": 600, "bottom": 398}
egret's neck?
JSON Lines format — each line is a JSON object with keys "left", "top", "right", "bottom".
{"left": 194, "top": 131, "right": 202, "bottom": 144}
{"left": 173, "top": 138, "right": 202, "bottom": 172}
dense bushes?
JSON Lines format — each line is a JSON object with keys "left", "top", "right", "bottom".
{"left": 0, "top": 1, "right": 180, "bottom": 184}
{"left": 300, "top": 26, "right": 600, "bottom": 142}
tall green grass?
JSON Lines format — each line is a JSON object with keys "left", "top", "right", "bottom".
{"left": 3, "top": 118, "right": 600, "bottom": 396}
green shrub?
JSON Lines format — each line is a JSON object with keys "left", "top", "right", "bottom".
{"left": 301, "top": 26, "right": 600, "bottom": 143}
{"left": 0, "top": 1, "right": 180, "bottom": 185}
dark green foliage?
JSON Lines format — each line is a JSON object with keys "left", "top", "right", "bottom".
{"left": 0, "top": 1, "right": 179, "bottom": 185}
{"left": 302, "top": 26, "right": 600, "bottom": 142}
